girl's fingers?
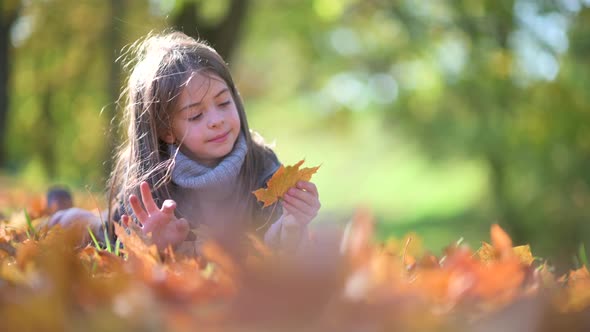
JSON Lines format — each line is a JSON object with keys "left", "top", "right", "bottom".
{"left": 158, "top": 218, "right": 189, "bottom": 248}
{"left": 161, "top": 199, "right": 177, "bottom": 217}
{"left": 121, "top": 214, "right": 130, "bottom": 227}
{"left": 296, "top": 181, "right": 319, "bottom": 198}
{"left": 283, "top": 192, "right": 312, "bottom": 213}
{"left": 285, "top": 188, "right": 319, "bottom": 209}
{"left": 140, "top": 181, "right": 160, "bottom": 213}
{"left": 129, "top": 194, "right": 149, "bottom": 222}
{"left": 175, "top": 218, "right": 189, "bottom": 234}
{"left": 283, "top": 200, "right": 314, "bottom": 224}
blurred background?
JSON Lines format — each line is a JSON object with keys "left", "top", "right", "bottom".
{"left": 1, "top": 0, "right": 590, "bottom": 264}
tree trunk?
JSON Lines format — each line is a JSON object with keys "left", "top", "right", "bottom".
{"left": 103, "top": 0, "right": 125, "bottom": 177}
{"left": 0, "top": 3, "right": 22, "bottom": 168}
{"left": 39, "top": 87, "right": 56, "bottom": 178}
{"left": 486, "top": 152, "right": 527, "bottom": 244}
{"left": 172, "top": 0, "right": 250, "bottom": 61}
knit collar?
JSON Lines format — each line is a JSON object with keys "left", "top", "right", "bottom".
{"left": 169, "top": 133, "right": 247, "bottom": 190}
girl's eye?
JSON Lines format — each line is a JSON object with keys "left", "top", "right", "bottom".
{"left": 188, "top": 113, "right": 202, "bottom": 121}
{"left": 219, "top": 100, "right": 231, "bottom": 107}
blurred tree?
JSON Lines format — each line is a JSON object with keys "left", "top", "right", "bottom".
{"left": 3, "top": 0, "right": 251, "bottom": 184}
{"left": 6, "top": 0, "right": 160, "bottom": 184}
{"left": 235, "top": 0, "right": 590, "bottom": 260}
{"left": 103, "top": 0, "right": 126, "bottom": 176}
{"left": 0, "top": 0, "right": 23, "bottom": 168}
{"left": 387, "top": 0, "right": 590, "bottom": 262}
{"left": 171, "top": 0, "right": 251, "bottom": 61}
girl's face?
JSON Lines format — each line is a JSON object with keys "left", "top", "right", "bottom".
{"left": 162, "top": 72, "right": 241, "bottom": 167}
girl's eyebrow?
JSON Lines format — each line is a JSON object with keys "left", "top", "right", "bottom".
{"left": 179, "top": 88, "right": 229, "bottom": 112}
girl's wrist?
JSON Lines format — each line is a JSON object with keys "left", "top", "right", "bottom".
{"left": 278, "top": 216, "right": 307, "bottom": 252}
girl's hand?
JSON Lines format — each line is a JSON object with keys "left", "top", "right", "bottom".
{"left": 121, "top": 181, "right": 190, "bottom": 251}
{"left": 281, "top": 180, "right": 321, "bottom": 230}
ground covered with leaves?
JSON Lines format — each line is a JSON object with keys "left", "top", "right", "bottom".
{"left": 0, "top": 192, "right": 589, "bottom": 332}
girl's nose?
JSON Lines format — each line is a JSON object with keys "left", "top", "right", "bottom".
{"left": 207, "top": 113, "right": 224, "bottom": 129}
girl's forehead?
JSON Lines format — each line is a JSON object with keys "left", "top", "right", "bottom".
{"left": 176, "top": 72, "right": 230, "bottom": 111}
{"left": 185, "top": 71, "right": 226, "bottom": 89}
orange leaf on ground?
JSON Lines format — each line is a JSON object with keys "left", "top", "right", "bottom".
{"left": 568, "top": 265, "right": 590, "bottom": 281}
{"left": 491, "top": 224, "right": 513, "bottom": 255}
{"left": 113, "top": 223, "right": 160, "bottom": 267}
{"left": 558, "top": 266, "right": 590, "bottom": 312}
{"left": 252, "top": 159, "right": 320, "bottom": 208}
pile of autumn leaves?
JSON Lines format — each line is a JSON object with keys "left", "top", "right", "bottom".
{"left": 0, "top": 207, "right": 589, "bottom": 332}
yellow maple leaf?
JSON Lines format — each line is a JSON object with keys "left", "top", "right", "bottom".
{"left": 252, "top": 159, "right": 320, "bottom": 208}
{"left": 512, "top": 244, "right": 534, "bottom": 265}
{"left": 477, "top": 242, "right": 496, "bottom": 263}
{"left": 477, "top": 241, "right": 534, "bottom": 265}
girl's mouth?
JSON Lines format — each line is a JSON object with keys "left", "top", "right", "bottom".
{"left": 208, "top": 131, "right": 230, "bottom": 143}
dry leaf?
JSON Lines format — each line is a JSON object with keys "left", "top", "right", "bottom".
{"left": 557, "top": 266, "right": 590, "bottom": 312}
{"left": 252, "top": 159, "right": 320, "bottom": 208}
{"left": 114, "top": 223, "right": 160, "bottom": 267}
{"left": 491, "top": 224, "right": 513, "bottom": 252}
{"left": 477, "top": 242, "right": 534, "bottom": 266}
{"left": 477, "top": 242, "right": 496, "bottom": 263}
{"left": 512, "top": 245, "right": 534, "bottom": 265}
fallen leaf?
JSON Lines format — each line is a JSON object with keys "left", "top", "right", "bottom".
{"left": 557, "top": 266, "right": 590, "bottom": 312}
{"left": 568, "top": 265, "right": 590, "bottom": 281}
{"left": 477, "top": 242, "right": 534, "bottom": 266}
{"left": 341, "top": 207, "right": 374, "bottom": 269}
{"left": 491, "top": 224, "right": 513, "bottom": 257}
{"left": 477, "top": 242, "right": 496, "bottom": 263}
{"left": 113, "top": 223, "right": 160, "bottom": 267}
{"left": 252, "top": 159, "right": 320, "bottom": 208}
{"left": 512, "top": 245, "right": 534, "bottom": 265}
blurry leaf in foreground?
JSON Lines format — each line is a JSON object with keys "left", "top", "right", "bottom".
{"left": 478, "top": 242, "right": 534, "bottom": 266}
{"left": 491, "top": 224, "right": 513, "bottom": 257}
{"left": 340, "top": 207, "right": 374, "bottom": 268}
{"left": 513, "top": 245, "right": 535, "bottom": 265}
{"left": 114, "top": 223, "right": 159, "bottom": 267}
{"left": 557, "top": 266, "right": 590, "bottom": 312}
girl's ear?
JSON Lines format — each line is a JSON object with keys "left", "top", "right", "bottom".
{"left": 160, "top": 130, "right": 176, "bottom": 144}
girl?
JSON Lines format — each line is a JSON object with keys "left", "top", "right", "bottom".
{"left": 107, "top": 30, "right": 320, "bottom": 256}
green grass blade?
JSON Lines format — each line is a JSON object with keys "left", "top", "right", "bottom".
{"left": 579, "top": 243, "right": 588, "bottom": 268}
{"left": 114, "top": 236, "right": 121, "bottom": 256}
{"left": 24, "top": 209, "right": 36, "bottom": 239}
{"left": 104, "top": 226, "right": 112, "bottom": 253}
{"left": 87, "top": 226, "right": 101, "bottom": 250}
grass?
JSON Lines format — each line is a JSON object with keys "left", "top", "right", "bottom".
{"left": 87, "top": 225, "right": 121, "bottom": 256}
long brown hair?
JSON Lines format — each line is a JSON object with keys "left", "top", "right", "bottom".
{"left": 108, "top": 30, "right": 276, "bottom": 228}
